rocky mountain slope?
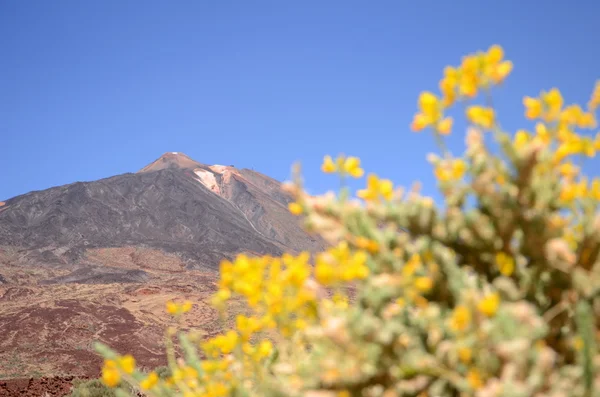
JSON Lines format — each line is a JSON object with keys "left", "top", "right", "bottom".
{"left": 0, "top": 152, "right": 324, "bottom": 277}
{"left": 0, "top": 152, "right": 325, "bottom": 381}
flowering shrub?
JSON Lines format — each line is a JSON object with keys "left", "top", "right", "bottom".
{"left": 96, "top": 45, "right": 600, "bottom": 397}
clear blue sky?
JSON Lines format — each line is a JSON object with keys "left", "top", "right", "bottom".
{"left": 1, "top": 1, "right": 599, "bottom": 201}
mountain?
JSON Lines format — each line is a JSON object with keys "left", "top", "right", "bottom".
{"left": 0, "top": 152, "right": 325, "bottom": 380}
{"left": 0, "top": 152, "right": 325, "bottom": 275}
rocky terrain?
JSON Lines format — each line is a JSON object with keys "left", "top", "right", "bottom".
{"left": 0, "top": 152, "right": 326, "bottom": 394}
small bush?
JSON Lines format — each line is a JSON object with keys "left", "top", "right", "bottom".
{"left": 95, "top": 45, "right": 600, "bottom": 396}
{"left": 69, "top": 378, "right": 124, "bottom": 397}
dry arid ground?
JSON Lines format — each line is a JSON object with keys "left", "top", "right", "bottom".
{"left": 0, "top": 246, "right": 248, "bottom": 396}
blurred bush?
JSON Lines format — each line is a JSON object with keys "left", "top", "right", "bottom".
{"left": 96, "top": 45, "right": 600, "bottom": 397}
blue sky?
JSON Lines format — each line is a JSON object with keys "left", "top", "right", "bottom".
{"left": 1, "top": 1, "right": 599, "bottom": 201}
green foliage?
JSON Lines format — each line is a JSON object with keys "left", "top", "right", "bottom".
{"left": 69, "top": 379, "right": 122, "bottom": 397}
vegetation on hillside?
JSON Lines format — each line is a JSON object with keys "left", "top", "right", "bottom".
{"left": 95, "top": 45, "right": 600, "bottom": 396}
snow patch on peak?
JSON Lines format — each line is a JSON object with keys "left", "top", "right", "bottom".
{"left": 171, "top": 152, "right": 179, "bottom": 155}
{"left": 209, "top": 165, "right": 229, "bottom": 173}
{"left": 193, "top": 169, "right": 221, "bottom": 195}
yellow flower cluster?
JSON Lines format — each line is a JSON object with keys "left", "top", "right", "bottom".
{"left": 450, "top": 292, "right": 501, "bottom": 333}
{"left": 101, "top": 354, "right": 136, "bottom": 387}
{"left": 321, "top": 154, "right": 364, "bottom": 178}
{"left": 398, "top": 253, "right": 438, "bottom": 308}
{"left": 433, "top": 159, "right": 467, "bottom": 182}
{"left": 523, "top": 89, "right": 598, "bottom": 128}
{"left": 520, "top": 88, "right": 598, "bottom": 164}
{"left": 140, "top": 371, "right": 159, "bottom": 390}
{"left": 166, "top": 300, "right": 193, "bottom": 316}
{"left": 357, "top": 174, "right": 394, "bottom": 203}
{"left": 166, "top": 363, "right": 231, "bottom": 397}
{"left": 314, "top": 241, "right": 370, "bottom": 285}
{"left": 411, "top": 91, "right": 453, "bottom": 135}
{"left": 466, "top": 106, "right": 495, "bottom": 130}
{"left": 560, "top": 177, "right": 600, "bottom": 203}
{"left": 214, "top": 252, "right": 317, "bottom": 336}
{"left": 411, "top": 45, "right": 512, "bottom": 136}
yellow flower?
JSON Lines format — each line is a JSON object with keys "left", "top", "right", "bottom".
{"left": 459, "top": 73, "right": 478, "bottom": 98}
{"left": 140, "top": 372, "right": 159, "bottom": 390}
{"left": 560, "top": 182, "right": 577, "bottom": 203}
{"left": 461, "top": 55, "right": 479, "bottom": 75}
{"left": 207, "top": 330, "right": 239, "bottom": 355}
{"left": 534, "top": 123, "right": 551, "bottom": 145}
{"left": 117, "top": 354, "right": 136, "bottom": 374}
{"left": 322, "top": 155, "right": 365, "bottom": 178}
{"left": 321, "top": 155, "right": 337, "bottom": 173}
{"left": 358, "top": 174, "right": 394, "bottom": 202}
{"left": 581, "top": 137, "right": 596, "bottom": 157}
{"left": 466, "top": 106, "right": 495, "bottom": 129}
{"left": 101, "top": 360, "right": 121, "bottom": 387}
{"left": 485, "top": 44, "right": 504, "bottom": 65}
{"left": 467, "top": 369, "right": 484, "bottom": 390}
{"left": 450, "top": 305, "right": 471, "bottom": 332}
{"left": 288, "top": 202, "right": 303, "bottom": 215}
{"left": 495, "top": 252, "right": 515, "bottom": 276}
{"left": 342, "top": 156, "right": 364, "bottom": 178}
{"left": 513, "top": 130, "right": 530, "bottom": 150}
{"left": 414, "top": 276, "right": 433, "bottom": 292}
{"left": 478, "top": 292, "right": 500, "bottom": 317}
{"left": 590, "top": 178, "right": 600, "bottom": 200}
{"left": 411, "top": 113, "right": 429, "bottom": 132}
{"left": 560, "top": 105, "right": 582, "bottom": 125}
{"left": 434, "top": 159, "right": 467, "bottom": 182}
{"left": 402, "top": 254, "right": 421, "bottom": 277}
{"left": 578, "top": 112, "right": 597, "bottom": 129}
{"left": 412, "top": 91, "right": 443, "bottom": 131}
{"left": 523, "top": 96, "right": 543, "bottom": 120}
{"left": 236, "top": 315, "right": 263, "bottom": 340}
{"left": 439, "top": 67, "right": 458, "bottom": 106}
{"left": 418, "top": 91, "right": 440, "bottom": 116}
{"left": 560, "top": 105, "right": 595, "bottom": 129}
{"left": 315, "top": 256, "right": 336, "bottom": 285}
{"left": 558, "top": 162, "right": 579, "bottom": 180}
{"left": 554, "top": 138, "right": 581, "bottom": 163}
{"left": 348, "top": 251, "right": 370, "bottom": 280}
{"left": 458, "top": 347, "right": 472, "bottom": 364}
{"left": 256, "top": 340, "right": 273, "bottom": 359}
{"left": 489, "top": 61, "right": 513, "bottom": 84}
{"left": 166, "top": 300, "right": 193, "bottom": 316}
{"left": 181, "top": 301, "right": 193, "bottom": 313}
{"left": 183, "top": 365, "right": 198, "bottom": 379}
{"left": 166, "top": 301, "right": 179, "bottom": 315}
{"left": 354, "top": 236, "right": 379, "bottom": 254}
{"left": 574, "top": 336, "right": 584, "bottom": 351}
{"left": 542, "top": 88, "right": 563, "bottom": 121}
{"left": 437, "top": 117, "right": 453, "bottom": 135}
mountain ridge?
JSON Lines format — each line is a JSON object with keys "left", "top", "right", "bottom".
{"left": 0, "top": 152, "right": 325, "bottom": 273}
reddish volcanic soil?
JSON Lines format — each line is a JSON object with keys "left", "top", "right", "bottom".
{"left": 0, "top": 246, "right": 248, "bottom": 396}
{"left": 0, "top": 376, "right": 82, "bottom": 397}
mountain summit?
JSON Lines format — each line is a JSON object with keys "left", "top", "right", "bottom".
{"left": 138, "top": 152, "right": 206, "bottom": 173}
